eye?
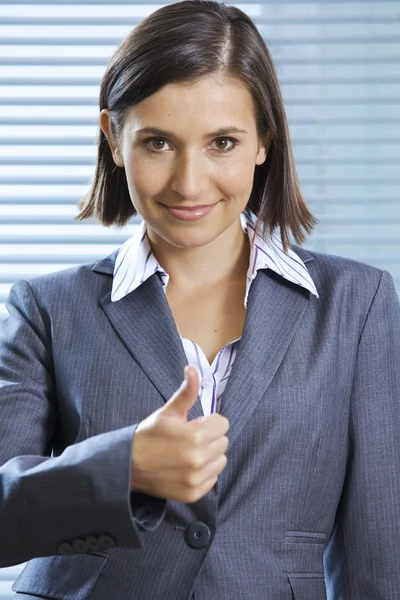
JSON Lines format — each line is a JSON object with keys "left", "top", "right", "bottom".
{"left": 142, "top": 136, "right": 239, "bottom": 154}
{"left": 143, "top": 137, "right": 172, "bottom": 152}
{"left": 212, "top": 137, "right": 239, "bottom": 153}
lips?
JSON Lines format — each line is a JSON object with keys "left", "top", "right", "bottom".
{"left": 161, "top": 202, "right": 218, "bottom": 221}
{"left": 163, "top": 204, "right": 216, "bottom": 210}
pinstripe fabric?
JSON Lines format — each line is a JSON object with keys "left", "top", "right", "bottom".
{"left": 112, "top": 213, "right": 319, "bottom": 417}
{"left": 1, "top": 239, "right": 400, "bottom": 599}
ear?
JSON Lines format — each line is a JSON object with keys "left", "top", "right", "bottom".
{"left": 98, "top": 109, "right": 124, "bottom": 168}
{"left": 255, "top": 130, "right": 272, "bottom": 166}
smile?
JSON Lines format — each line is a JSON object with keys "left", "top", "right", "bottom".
{"left": 161, "top": 202, "right": 218, "bottom": 221}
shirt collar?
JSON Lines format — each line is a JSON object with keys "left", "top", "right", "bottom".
{"left": 111, "top": 213, "right": 319, "bottom": 305}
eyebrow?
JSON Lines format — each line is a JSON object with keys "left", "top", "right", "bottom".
{"left": 135, "top": 126, "right": 248, "bottom": 140}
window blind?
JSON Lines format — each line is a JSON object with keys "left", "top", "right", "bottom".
{"left": 1, "top": 0, "right": 399, "bottom": 595}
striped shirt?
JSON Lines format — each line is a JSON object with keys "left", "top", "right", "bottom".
{"left": 112, "top": 213, "right": 319, "bottom": 416}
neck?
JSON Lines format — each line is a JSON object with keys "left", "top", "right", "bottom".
{"left": 147, "top": 220, "right": 250, "bottom": 293}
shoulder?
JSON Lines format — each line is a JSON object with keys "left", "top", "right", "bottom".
{"left": 290, "top": 245, "right": 400, "bottom": 324}
{"left": 290, "top": 247, "right": 400, "bottom": 339}
{"left": 291, "top": 245, "right": 385, "bottom": 295}
{"left": 9, "top": 250, "right": 118, "bottom": 308}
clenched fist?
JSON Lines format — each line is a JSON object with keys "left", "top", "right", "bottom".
{"left": 130, "top": 365, "right": 230, "bottom": 503}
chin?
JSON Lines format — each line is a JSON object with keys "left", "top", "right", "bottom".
{"left": 165, "top": 228, "right": 220, "bottom": 248}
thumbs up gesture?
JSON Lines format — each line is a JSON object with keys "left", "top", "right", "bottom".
{"left": 130, "top": 365, "right": 230, "bottom": 503}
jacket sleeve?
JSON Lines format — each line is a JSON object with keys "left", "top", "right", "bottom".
{"left": 0, "top": 280, "right": 166, "bottom": 567}
{"left": 324, "top": 269, "right": 400, "bottom": 597}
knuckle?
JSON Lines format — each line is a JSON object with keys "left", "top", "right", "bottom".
{"left": 185, "top": 472, "right": 201, "bottom": 488}
{"left": 188, "top": 468, "right": 200, "bottom": 485}
{"left": 191, "top": 430, "right": 204, "bottom": 447}
{"left": 186, "top": 451, "right": 203, "bottom": 471}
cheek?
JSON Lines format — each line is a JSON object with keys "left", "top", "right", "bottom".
{"left": 218, "top": 156, "right": 257, "bottom": 192}
{"left": 124, "top": 156, "right": 166, "bottom": 197}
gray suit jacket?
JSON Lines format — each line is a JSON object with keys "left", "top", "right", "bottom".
{"left": 0, "top": 244, "right": 399, "bottom": 600}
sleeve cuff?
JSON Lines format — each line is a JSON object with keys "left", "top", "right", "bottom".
{"left": 130, "top": 492, "right": 167, "bottom": 531}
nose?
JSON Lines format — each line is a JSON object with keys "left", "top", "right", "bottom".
{"left": 169, "top": 151, "right": 209, "bottom": 199}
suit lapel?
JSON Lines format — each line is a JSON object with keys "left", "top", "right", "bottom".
{"left": 219, "top": 269, "right": 311, "bottom": 450}
{"left": 93, "top": 248, "right": 313, "bottom": 445}
{"left": 97, "top": 270, "right": 204, "bottom": 421}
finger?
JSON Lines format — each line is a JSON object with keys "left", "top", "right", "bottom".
{"left": 188, "top": 413, "right": 230, "bottom": 440}
{"left": 160, "top": 365, "right": 201, "bottom": 420}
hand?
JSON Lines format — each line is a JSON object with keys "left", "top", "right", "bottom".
{"left": 130, "top": 365, "right": 230, "bottom": 503}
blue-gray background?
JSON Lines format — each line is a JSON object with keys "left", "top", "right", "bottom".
{"left": 0, "top": 0, "right": 399, "bottom": 596}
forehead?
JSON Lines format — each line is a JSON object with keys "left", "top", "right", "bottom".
{"left": 124, "top": 75, "right": 257, "bottom": 133}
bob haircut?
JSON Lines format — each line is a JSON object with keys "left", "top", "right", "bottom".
{"left": 77, "top": 0, "right": 317, "bottom": 252}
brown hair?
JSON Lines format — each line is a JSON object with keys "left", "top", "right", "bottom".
{"left": 77, "top": 0, "right": 317, "bottom": 252}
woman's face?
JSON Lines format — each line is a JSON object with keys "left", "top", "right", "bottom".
{"left": 100, "top": 75, "right": 269, "bottom": 251}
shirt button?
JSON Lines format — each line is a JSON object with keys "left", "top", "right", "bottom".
{"left": 202, "top": 378, "right": 213, "bottom": 389}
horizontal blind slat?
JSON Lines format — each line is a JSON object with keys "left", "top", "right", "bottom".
{"left": 2, "top": 62, "right": 400, "bottom": 80}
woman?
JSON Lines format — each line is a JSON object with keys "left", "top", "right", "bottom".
{"left": 1, "top": 1, "right": 399, "bottom": 598}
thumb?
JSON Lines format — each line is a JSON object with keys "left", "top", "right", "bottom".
{"left": 161, "top": 365, "right": 201, "bottom": 420}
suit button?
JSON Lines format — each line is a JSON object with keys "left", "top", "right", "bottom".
{"left": 58, "top": 542, "right": 74, "bottom": 556}
{"left": 99, "top": 534, "right": 116, "bottom": 549}
{"left": 72, "top": 538, "right": 88, "bottom": 554}
{"left": 184, "top": 522, "right": 211, "bottom": 549}
{"left": 85, "top": 535, "right": 101, "bottom": 551}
